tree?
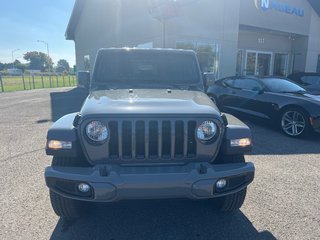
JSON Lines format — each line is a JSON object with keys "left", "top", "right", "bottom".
{"left": 0, "top": 62, "right": 4, "bottom": 71}
{"left": 23, "top": 51, "right": 53, "bottom": 72}
{"left": 56, "top": 59, "right": 70, "bottom": 73}
{"left": 14, "top": 60, "right": 28, "bottom": 72}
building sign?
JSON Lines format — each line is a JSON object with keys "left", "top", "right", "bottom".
{"left": 148, "top": 0, "right": 178, "bottom": 21}
{"left": 254, "top": 0, "right": 304, "bottom": 17}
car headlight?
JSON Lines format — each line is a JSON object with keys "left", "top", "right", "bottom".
{"left": 197, "top": 121, "right": 217, "bottom": 142}
{"left": 85, "top": 121, "right": 109, "bottom": 142}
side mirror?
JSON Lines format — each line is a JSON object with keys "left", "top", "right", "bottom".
{"left": 203, "top": 72, "right": 216, "bottom": 90}
{"left": 252, "top": 86, "right": 264, "bottom": 94}
{"left": 77, "top": 71, "right": 90, "bottom": 89}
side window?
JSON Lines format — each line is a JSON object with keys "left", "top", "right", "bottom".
{"left": 301, "top": 76, "right": 320, "bottom": 86}
{"left": 233, "top": 79, "right": 262, "bottom": 91}
{"left": 223, "top": 79, "right": 235, "bottom": 87}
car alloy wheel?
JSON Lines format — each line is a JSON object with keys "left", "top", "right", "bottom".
{"left": 281, "top": 110, "right": 306, "bottom": 137}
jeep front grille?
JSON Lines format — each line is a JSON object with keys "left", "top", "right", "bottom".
{"left": 107, "top": 120, "right": 197, "bottom": 160}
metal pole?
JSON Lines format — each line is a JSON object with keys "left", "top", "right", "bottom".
{"left": 0, "top": 75, "right": 4, "bottom": 92}
{"left": 56, "top": 75, "right": 59, "bottom": 87}
{"left": 68, "top": 75, "right": 71, "bottom": 86}
{"left": 163, "top": 20, "right": 166, "bottom": 48}
{"left": 28, "top": 75, "right": 31, "bottom": 90}
{"left": 37, "top": 40, "right": 50, "bottom": 72}
{"left": 46, "top": 43, "right": 51, "bottom": 73}
{"left": 50, "top": 75, "right": 52, "bottom": 88}
{"left": 22, "top": 75, "right": 26, "bottom": 90}
{"left": 62, "top": 75, "right": 65, "bottom": 87}
{"left": 41, "top": 75, "right": 44, "bottom": 88}
{"left": 32, "top": 74, "right": 35, "bottom": 89}
{"left": 11, "top": 49, "right": 20, "bottom": 69}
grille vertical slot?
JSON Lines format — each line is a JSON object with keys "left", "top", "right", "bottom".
{"left": 135, "top": 121, "right": 145, "bottom": 159}
{"left": 122, "top": 121, "right": 132, "bottom": 159}
{"left": 187, "top": 121, "right": 197, "bottom": 157}
{"left": 162, "top": 121, "right": 171, "bottom": 158}
{"left": 149, "top": 121, "right": 158, "bottom": 158}
{"left": 175, "top": 121, "right": 184, "bottom": 158}
{"left": 108, "top": 121, "right": 119, "bottom": 159}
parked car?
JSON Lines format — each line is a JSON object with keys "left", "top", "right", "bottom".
{"left": 45, "top": 48, "right": 255, "bottom": 219}
{"left": 207, "top": 76, "right": 320, "bottom": 137}
{"left": 287, "top": 72, "right": 320, "bottom": 94}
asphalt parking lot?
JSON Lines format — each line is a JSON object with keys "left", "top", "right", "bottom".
{"left": 0, "top": 88, "right": 319, "bottom": 240}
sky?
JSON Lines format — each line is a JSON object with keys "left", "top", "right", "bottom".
{"left": 0, "top": 0, "right": 76, "bottom": 66}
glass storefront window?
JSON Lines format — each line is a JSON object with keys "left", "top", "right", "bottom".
{"left": 257, "top": 53, "right": 271, "bottom": 76}
{"left": 236, "top": 50, "right": 243, "bottom": 76}
{"left": 176, "top": 41, "right": 220, "bottom": 79}
{"left": 245, "top": 51, "right": 271, "bottom": 76}
{"left": 274, "top": 53, "right": 288, "bottom": 77}
{"left": 245, "top": 52, "right": 256, "bottom": 76}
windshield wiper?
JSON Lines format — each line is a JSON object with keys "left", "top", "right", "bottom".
{"left": 90, "top": 82, "right": 203, "bottom": 91}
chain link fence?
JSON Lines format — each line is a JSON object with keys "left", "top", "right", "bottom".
{"left": 0, "top": 74, "right": 77, "bottom": 92}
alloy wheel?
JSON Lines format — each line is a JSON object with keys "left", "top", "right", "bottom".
{"left": 281, "top": 110, "right": 306, "bottom": 137}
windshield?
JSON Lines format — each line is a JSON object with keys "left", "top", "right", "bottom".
{"left": 261, "top": 78, "right": 306, "bottom": 93}
{"left": 92, "top": 51, "right": 202, "bottom": 89}
{"left": 301, "top": 75, "right": 320, "bottom": 86}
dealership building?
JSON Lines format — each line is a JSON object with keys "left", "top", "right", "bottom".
{"left": 66, "top": 0, "right": 320, "bottom": 79}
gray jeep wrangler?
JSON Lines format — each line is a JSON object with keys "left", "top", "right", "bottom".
{"left": 45, "top": 48, "right": 255, "bottom": 219}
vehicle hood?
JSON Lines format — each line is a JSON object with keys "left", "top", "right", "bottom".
{"left": 80, "top": 89, "right": 220, "bottom": 116}
{"left": 302, "top": 93, "right": 320, "bottom": 102}
{"left": 278, "top": 92, "right": 320, "bottom": 106}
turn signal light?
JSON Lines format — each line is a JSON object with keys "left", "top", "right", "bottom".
{"left": 47, "top": 140, "right": 72, "bottom": 150}
{"left": 230, "top": 138, "right": 251, "bottom": 147}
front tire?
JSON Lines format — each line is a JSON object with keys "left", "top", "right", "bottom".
{"left": 50, "top": 190, "right": 84, "bottom": 219}
{"left": 49, "top": 157, "right": 89, "bottom": 219}
{"left": 212, "top": 154, "right": 247, "bottom": 211}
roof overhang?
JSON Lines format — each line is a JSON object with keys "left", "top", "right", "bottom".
{"left": 65, "top": 0, "right": 85, "bottom": 40}
{"left": 65, "top": 0, "right": 320, "bottom": 41}
{"left": 308, "top": 0, "right": 320, "bottom": 16}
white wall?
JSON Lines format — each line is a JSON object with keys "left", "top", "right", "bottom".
{"left": 306, "top": 8, "right": 320, "bottom": 72}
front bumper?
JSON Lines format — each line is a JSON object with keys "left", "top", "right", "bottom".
{"left": 311, "top": 116, "right": 320, "bottom": 133}
{"left": 45, "top": 162, "right": 255, "bottom": 202}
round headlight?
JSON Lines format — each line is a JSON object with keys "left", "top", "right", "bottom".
{"left": 197, "top": 121, "right": 217, "bottom": 142}
{"left": 85, "top": 121, "right": 109, "bottom": 142}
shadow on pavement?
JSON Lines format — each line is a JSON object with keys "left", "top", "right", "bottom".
{"left": 50, "top": 199, "right": 276, "bottom": 240}
{"left": 50, "top": 88, "right": 88, "bottom": 122}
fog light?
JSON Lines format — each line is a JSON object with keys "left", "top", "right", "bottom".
{"left": 78, "top": 183, "right": 91, "bottom": 193}
{"left": 216, "top": 179, "right": 227, "bottom": 189}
